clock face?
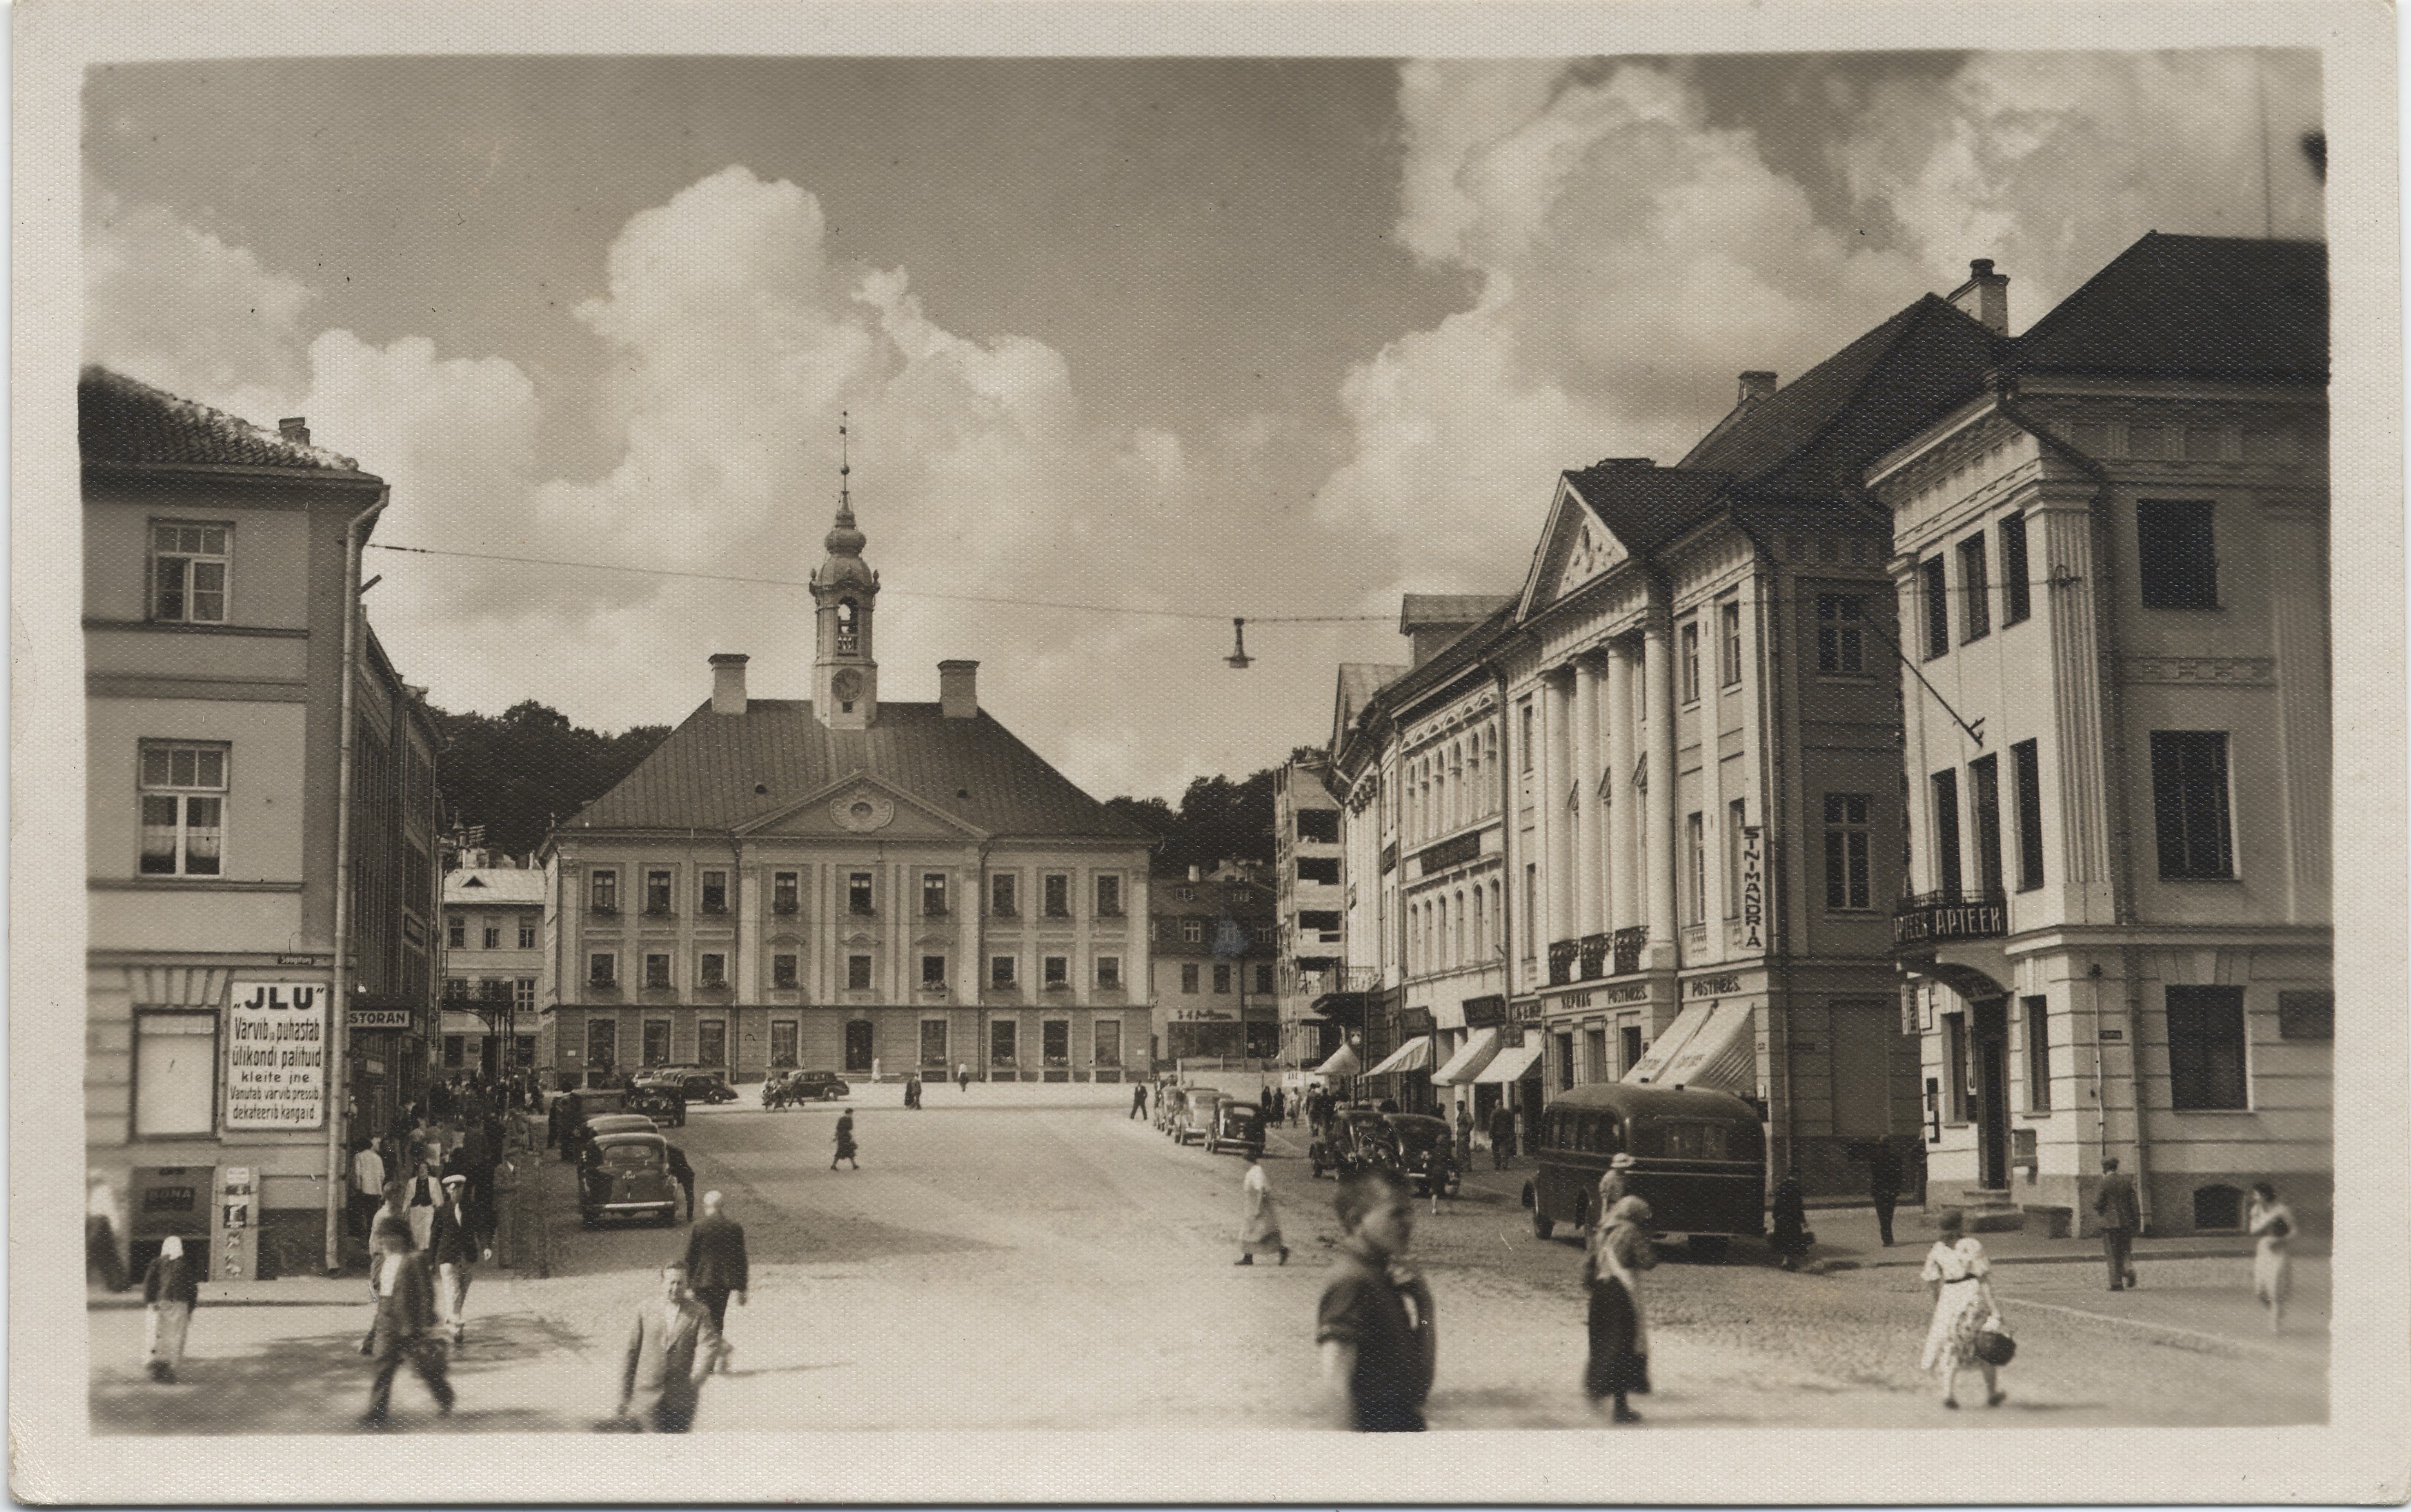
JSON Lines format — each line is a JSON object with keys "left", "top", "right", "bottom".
{"left": 832, "top": 668, "right": 863, "bottom": 701}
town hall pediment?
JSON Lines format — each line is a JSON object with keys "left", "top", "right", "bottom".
{"left": 738, "top": 770, "right": 989, "bottom": 841}
{"left": 1520, "top": 484, "right": 1632, "bottom": 617}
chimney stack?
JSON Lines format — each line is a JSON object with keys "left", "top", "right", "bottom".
{"left": 937, "top": 658, "right": 979, "bottom": 719}
{"left": 1949, "top": 258, "right": 2010, "bottom": 334}
{"left": 278, "top": 417, "right": 311, "bottom": 445}
{"left": 1188, "top": 864, "right": 1201, "bottom": 883}
{"left": 709, "top": 653, "right": 750, "bottom": 716}
{"left": 1737, "top": 371, "right": 1778, "bottom": 405}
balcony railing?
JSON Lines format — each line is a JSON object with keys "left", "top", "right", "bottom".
{"left": 1578, "top": 933, "right": 1611, "bottom": 980}
{"left": 1546, "top": 940, "right": 1578, "bottom": 986}
{"left": 1612, "top": 926, "right": 1647, "bottom": 977}
{"left": 1893, "top": 889, "right": 2008, "bottom": 947}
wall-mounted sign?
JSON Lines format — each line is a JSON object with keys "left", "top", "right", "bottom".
{"left": 1416, "top": 832, "right": 1483, "bottom": 876}
{"left": 1600, "top": 982, "right": 1652, "bottom": 1005}
{"left": 1688, "top": 973, "right": 1743, "bottom": 997}
{"left": 1511, "top": 998, "right": 1545, "bottom": 1026}
{"left": 1461, "top": 994, "right": 1507, "bottom": 1030}
{"left": 2099, "top": 1027, "right": 2124, "bottom": 1042}
{"left": 348, "top": 1008, "right": 414, "bottom": 1030}
{"left": 225, "top": 981, "right": 328, "bottom": 1131}
{"left": 275, "top": 952, "right": 331, "bottom": 967}
{"left": 1739, "top": 827, "right": 1764, "bottom": 950}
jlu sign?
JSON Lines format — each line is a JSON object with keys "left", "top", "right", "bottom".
{"left": 224, "top": 981, "right": 328, "bottom": 1131}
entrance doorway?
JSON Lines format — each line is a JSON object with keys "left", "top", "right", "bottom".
{"left": 1972, "top": 997, "right": 2010, "bottom": 1188}
{"left": 845, "top": 1019, "right": 874, "bottom": 1074}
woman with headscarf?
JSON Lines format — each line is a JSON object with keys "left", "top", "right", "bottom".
{"left": 403, "top": 1160, "right": 441, "bottom": 1252}
{"left": 1235, "top": 1147, "right": 1289, "bottom": 1266}
{"left": 2247, "top": 1182, "right": 2297, "bottom": 1333}
{"left": 1583, "top": 1195, "right": 1658, "bottom": 1423}
{"left": 1770, "top": 1167, "right": 1810, "bottom": 1270}
{"left": 1920, "top": 1209, "right": 2005, "bottom": 1408}
{"left": 140, "top": 1235, "right": 199, "bottom": 1382}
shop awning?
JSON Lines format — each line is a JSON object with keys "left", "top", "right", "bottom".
{"left": 1364, "top": 1034, "right": 1434, "bottom": 1077}
{"left": 1472, "top": 1042, "right": 1544, "bottom": 1084}
{"left": 1623, "top": 998, "right": 1758, "bottom": 1095}
{"left": 1429, "top": 1027, "right": 1502, "bottom": 1086}
{"left": 1314, "top": 1043, "right": 1363, "bottom": 1077}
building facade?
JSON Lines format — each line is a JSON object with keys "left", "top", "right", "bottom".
{"left": 83, "top": 369, "right": 440, "bottom": 1281}
{"left": 440, "top": 857, "right": 547, "bottom": 1074}
{"left": 1150, "top": 861, "right": 1279, "bottom": 1062}
{"left": 1877, "top": 234, "right": 2332, "bottom": 1234}
{"left": 538, "top": 477, "right": 1156, "bottom": 1088}
{"left": 1273, "top": 755, "right": 1354, "bottom": 1066}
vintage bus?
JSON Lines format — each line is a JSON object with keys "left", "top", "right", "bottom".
{"left": 1521, "top": 1082, "right": 1767, "bottom": 1261}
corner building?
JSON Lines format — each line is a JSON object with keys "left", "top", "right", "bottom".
{"left": 1876, "top": 235, "right": 2331, "bottom": 1235}
{"left": 541, "top": 478, "right": 1155, "bottom": 1088}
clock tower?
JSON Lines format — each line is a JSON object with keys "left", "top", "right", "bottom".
{"left": 811, "top": 420, "right": 880, "bottom": 729}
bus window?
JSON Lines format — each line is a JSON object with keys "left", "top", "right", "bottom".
{"left": 1586, "top": 1115, "right": 1614, "bottom": 1155}
{"left": 1660, "top": 1120, "right": 1743, "bottom": 1160}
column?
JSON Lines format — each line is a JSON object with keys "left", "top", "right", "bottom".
{"left": 1572, "top": 654, "right": 1604, "bottom": 937}
{"left": 1643, "top": 613, "right": 1680, "bottom": 961}
{"left": 1605, "top": 638, "right": 1637, "bottom": 936}
{"left": 2036, "top": 495, "right": 2115, "bottom": 923}
{"left": 1541, "top": 670, "right": 1575, "bottom": 948}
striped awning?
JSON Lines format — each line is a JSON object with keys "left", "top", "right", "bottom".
{"left": 1472, "top": 1042, "right": 1544, "bottom": 1083}
{"left": 1364, "top": 1034, "right": 1434, "bottom": 1077}
{"left": 1623, "top": 998, "right": 1758, "bottom": 1095}
{"left": 1429, "top": 1027, "right": 1502, "bottom": 1086}
{"left": 1314, "top": 1043, "right": 1363, "bottom": 1077}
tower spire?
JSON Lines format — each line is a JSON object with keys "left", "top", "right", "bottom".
{"left": 813, "top": 409, "right": 879, "bottom": 729}
{"left": 837, "top": 410, "right": 852, "bottom": 524}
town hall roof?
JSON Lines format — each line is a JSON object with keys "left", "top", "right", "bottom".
{"left": 2008, "top": 231, "right": 2328, "bottom": 386}
{"left": 79, "top": 366, "right": 372, "bottom": 476}
{"left": 565, "top": 699, "right": 1151, "bottom": 842}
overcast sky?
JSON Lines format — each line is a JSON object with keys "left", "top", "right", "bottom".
{"left": 85, "top": 52, "right": 2324, "bottom": 802}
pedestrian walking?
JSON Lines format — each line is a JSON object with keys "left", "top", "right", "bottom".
{"left": 1583, "top": 1194, "right": 1658, "bottom": 1423}
{"left": 140, "top": 1235, "right": 199, "bottom": 1383}
{"left": 1769, "top": 1168, "right": 1810, "bottom": 1271}
{"left": 1488, "top": 1103, "right": 1516, "bottom": 1170}
{"left": 360, "top": 1218, "right": 454, "bottom": 1428}
{"left": 682, "top": 1191, "right": 749, "bottom": 1374}
{"left": 1597, "top": 1152, "right": 1635, "bottom": 1214}
{"left": 957, "top": 1062, "right": 971, "bottom": 1093}
{"left": 1867, "top": 1141, "right": 1903, "bottom": 1247}
{"left": 402, "top": 1163, "right": 441, "bottom": 1254}
{"left": 429, "top": 1173, "right": 487, "bottom": 1346}
{"left": 1131, "top": 1081, "right": 1149, "bottom": 1120}
{"left": 831, "top": 1109, "right": 860, "bottom": 1170}
{"left": 664, "top": 1142, "right": 696, "bottom": 1223}
{"left": 2092, "top": 1155, "right": 2141, "bottom": 1291}
{"left": 1316, "top": 1167, "right": 1434, "bottom": 1432}
{"left": 2248, "top": 1182, "right": 2297, "bottom": 1333}
{"left": 1235, "top": 1150, "right": 1289, "bottom": 1267}
{"left": 1453, "top": 1108, "right": 1473, "bottom": 1170}
{"left": 350, "top": 1138, "right": 387, "bottom": 1243}
{"left": 906, "top": 1072, "right": 923, "bottom": 1109}
{"left": 1919, "top": 1209, "right": 2005, "bottom": 1409}
{"left": 614, "top": 1262, "right": 719, "bottom": 1433}
{"left": 87, "top": 1171, "right": 128, "bottom": 1293}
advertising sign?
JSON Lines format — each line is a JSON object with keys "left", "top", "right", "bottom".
{"left": 348, "top": 1007, "right": 413, "bottom": 1030}
{"left": 225, "top": 980, "right": 329, "bottom": 1130}
{"left": 1739, "top": 826, "right": 1764, "bottom": 950}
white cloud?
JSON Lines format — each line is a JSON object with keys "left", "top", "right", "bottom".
{"left": 83, "top": 191, "right": 316, "bottom": 420}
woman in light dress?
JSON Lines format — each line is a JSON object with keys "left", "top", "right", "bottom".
{"left": 2247, "top": 1182, "right": 2296, "bottom": 1333}
{"left": 1583, "top": 1195, "right": 1657, "bottom": 1423}
{"left": 1235, "top": 1149, "right": 1288, "bottom": 1266}
{"left": 140, "top": 1235, "right": 198, "bottom": 1383}
{"left": 1919, "top": 1209, "right": 2004, "bottom": 1409}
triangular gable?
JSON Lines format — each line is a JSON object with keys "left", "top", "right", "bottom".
{"left": 736, "top": 769, "right": 989, "bottom": 842}
{"left": 1516, "top": 474, "right": 1633, "bottom": 620}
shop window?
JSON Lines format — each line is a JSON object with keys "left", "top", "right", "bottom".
{"left": 642, "top": 1020, "right": 671, "bottom": 1067}
{"left": 1093, "top": 1019, "right": 1122, "bottom": 1068}
{"left": 133, "top": 1011, "right": 216, "bottom": 1137}
{"left": 2192, "top": 1184, "right": 2245, "bottom": 1232}
{"left": 990, "top": 1019, "right": 1017, "bottom": 1067}
{"left": 149, "top": 520, "right": 231, "bottom": 624}
{"left": 920, "top": 1019, "right": 949, "bottom": 1068}
{"left": 587, "top": 1016, "right": 617, "bottom": 1073}
{"left": 1043, "top": 1019, "right": 1071, "bottom": 1068}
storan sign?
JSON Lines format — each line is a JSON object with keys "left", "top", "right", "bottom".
{"left": 225, "top": 981, "right": 328, "bottom": 1131}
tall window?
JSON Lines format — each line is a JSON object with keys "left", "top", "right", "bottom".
{"left": 922, "top": 954, "right": 946, "bottom": 987}
{"left": 1719, "top": 600, "right": 1744, "bottom": 687}
{"left": 700, "top": 870, "right": 728, "bottom": 914}
{"left": 848, "top": 871, "right": 875, "bottom": 914}
{"left": 1096, "top": 955, "right": 1121, "bottom": 989}
{"left": 1685, "top": 812, "right": 1707, "bottom": 925}
{"left": 1255, "top": 963, "right": 1275, "bottom": 994}
{"left": 1824, "top": 794, "right": 1871, "bottom": 911}
{"left": 1043, "top": 955, "right": 1069, "bottom": 988}
{"left": 133, "top": 1011, "right": 217, "bottom": 1136}
{"left": 1969, "top": 753, "right": 2004, "bottom": 897}
{"left": 1813, "top": 598, "right": 1861, "bottom": 675}
{"left": 590, "top": 869, "right": 619, "bottom": 914}
{"left": 990, "top": 872, "right": 1017, "bottom": 917}
{"left": 2000, "top": 512, "right": 2031, "bottom": 625}
{"left": 2022, "top": 994, "right": 2052, "bottom": 1112}
{"left": 482, "top": 923, "right": 501, "bottom": 949}
{"left": 2012, "top": 739, "right": 2045, "bottom": 891}
{"left": 643, "top": 1020, "right": 671, "bottom": 1067}
{"left": 1093, "top": 1019, "right": 1122, "bottom": 1068}
{"left": 588, "top": 951, "right": 616, "bottom": 987}
{"left": 1214, "top": 963, "right": 1233, "bottom": 994}
{"left": 644, "top": 953, "right": 671, "bottom": 989}
{"left": 1524, "top": 865, "right": 1538, "bottom": 956}
{"left": 770, "top": 1019, "right": 799, "bottom": 1068}
{"left": 772, "top": 871, "right": 799, "bottom": 914}
{"left": 847, "top": 954, "right": 873, "bottom": 990}
{"left": 1043, "top": 874, "right": 1071, "bottom": 918}
{"left": 1922, "top": 556, "right": 1950, "bottom": 659}
{"left": 2166, "top": 985, "right": 2249, "bottom": 1109}
{"left": 1520, "top": 701, "right": 1534, "bottom": 771}
{"left": 992, "top": 955, "right": 1017, "bottom": 988}
{"left": 149, "top": 521, "right": 231, "bottom": 624}
{"left": 923, "top": 872, "right": 949, "bottom": 917}
{"left": 698, "top": 1020, "right": 727, "bottom": 1066}
{"left": 138, "top": 742, "right": 226, "bottom": 876}
{"left": 2137, "top": 500, "right": 2219, "bottom": 610}
{"left": 1942, "top": 1013, "right": 1968, "bottom": 1122}
{"left": 1181, "top": 963, "right": 1200, "bottom": 994}
{"left": 1725, "top": 799, "right": 1747, "bottom": 917}
{"left": 514, "top": 977, "right": 536, "bottom": 1010}
{"left": 699, "top": 953, "right": 727, "bottom": 988}
{"left": 1957, "top": 533, "right": 1991, "bottom": 641}
{"left": 1095, "top": 874, "right": 1123, "bottom": 917}
{"left": 518, "top": 918, "right": 538, "bottom": 949}
{"left": 1930, "top": 770, "right": 1963, "bottom": 895}
{"left": 1182, "top": 918, "right": 1204, "bottom": 945}
{"left": 1679, "top": 620, "right": 1701, "bottom": 703}
{"left": 645, "top": 870, "right": 673, "bottom": 914}
{"left": 448, "top": 918, "right": 466, "bottom": 948}
{"left": 2151, "top": 732, "right": 2234, "bottom": 879}
{"left": 772, "top": 954, "right": 798, "bottom": 988}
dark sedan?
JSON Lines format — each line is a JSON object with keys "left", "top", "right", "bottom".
{"left": 1383, "top": 1112, "right": 1462, "bottom": 1198}
{"left": 1206, "top": 1100, "right": 1266, "bottom": 1158}
{"left": 1308, "top": 1108, "right": 1402, "bottom": 1180}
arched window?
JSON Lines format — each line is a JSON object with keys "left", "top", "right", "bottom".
{"left": 1491, "top": 878, "right": 1504, "bottom": 949}
{"left": 835, "top": 598, "right": 860, "bottom": 655}
{"left": 1471, "top": 887, "right": 1484, "bottom": 960}
{"left": 1435, "top": 896, "right": 1448, "bottom": 971}
{"left": 1486, "top": 728, "right": 1501, "bottom": 811}
{"left": 1408, "top": 906, "right": 1422, "bottom": 974}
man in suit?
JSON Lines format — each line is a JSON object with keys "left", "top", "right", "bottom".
{"left": 1867, "top": 1141, "right": 1904, "bottom": 1247}
{"left": 1488, "top": 1104, "right": 1517, "bottom": 1170}
{"left": 361, "top": 1218, "right": 453, "bottom": 1427}
{"left": 618, "top": 1262, "right": 719, "bottom": 1433}
{"left": 2092, "top": 1155, "right": 2142, "bottom": 1291}
{"left": 428, "top": 1173, "right": 487, "bottom": 1345}
{"left": 682, "top": 1190, "right": 749, "bottom": 1373}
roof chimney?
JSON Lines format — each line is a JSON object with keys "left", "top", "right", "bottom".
{"left": 1188, "top": 864, "right": 1201, "bottom": 883}
{"left": 709, "top": 653, "right": 749, "bottom": 716}
{"left": 1949, "top": 258, "right": 2010, "bottom": 334}
{"left": 1737, "top": 371, "right": 1778, "bottom": 405}
{"left": 278, "top": 417, "right": 311, "bottom": 445}
{"left": 937, "top": 659, "right": 979, "bottom": 719}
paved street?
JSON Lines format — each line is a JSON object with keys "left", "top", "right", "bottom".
{"left": 91, "top": 1085, "right": 2326, "bottom": 1433}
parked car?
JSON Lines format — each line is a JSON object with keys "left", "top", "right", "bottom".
{"left": 626, "top": 1079, "right": 687, "bottom": 1126}
{"left": 1309, "top": 1106, "right": 1402, "bottom": 1180}
{"left": 657, "top": 1069, "right": 738, "bottom": 1103}
{"left": 1382, "top": 1112, "right": 1461, "bottom": 1198}
{"left": 766, "top": 1069, "right": 851, "bottom": 1106}
{"left": 578, "top": 1131, "right": 682, "bottom": 1227}
{"left": 1205, "top": 1100, "right": 1266, "bottom": 1158}
{"left": 1177, "top": 1089, "right": 1225, "bottom": 1146}
{"left": 556, "top": 1088, "right": 628, "bottom": 1161}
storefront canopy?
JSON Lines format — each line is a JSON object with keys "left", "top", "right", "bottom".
{"left": 1428, "top": 1027, "right": 1502, "bottom": 1086}
{"left": 1365, "top": 1034, "right": 1434, "bottom": 1077}
{"left": 1472, "top": 1042, "right": 1544, "bottom": 1084}
{"left": 1623, "top": 998, "right": 1758, "bottom": 1095}
{"left": 1314, "top": 1043, "right": 1363, "bottom": 1078}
